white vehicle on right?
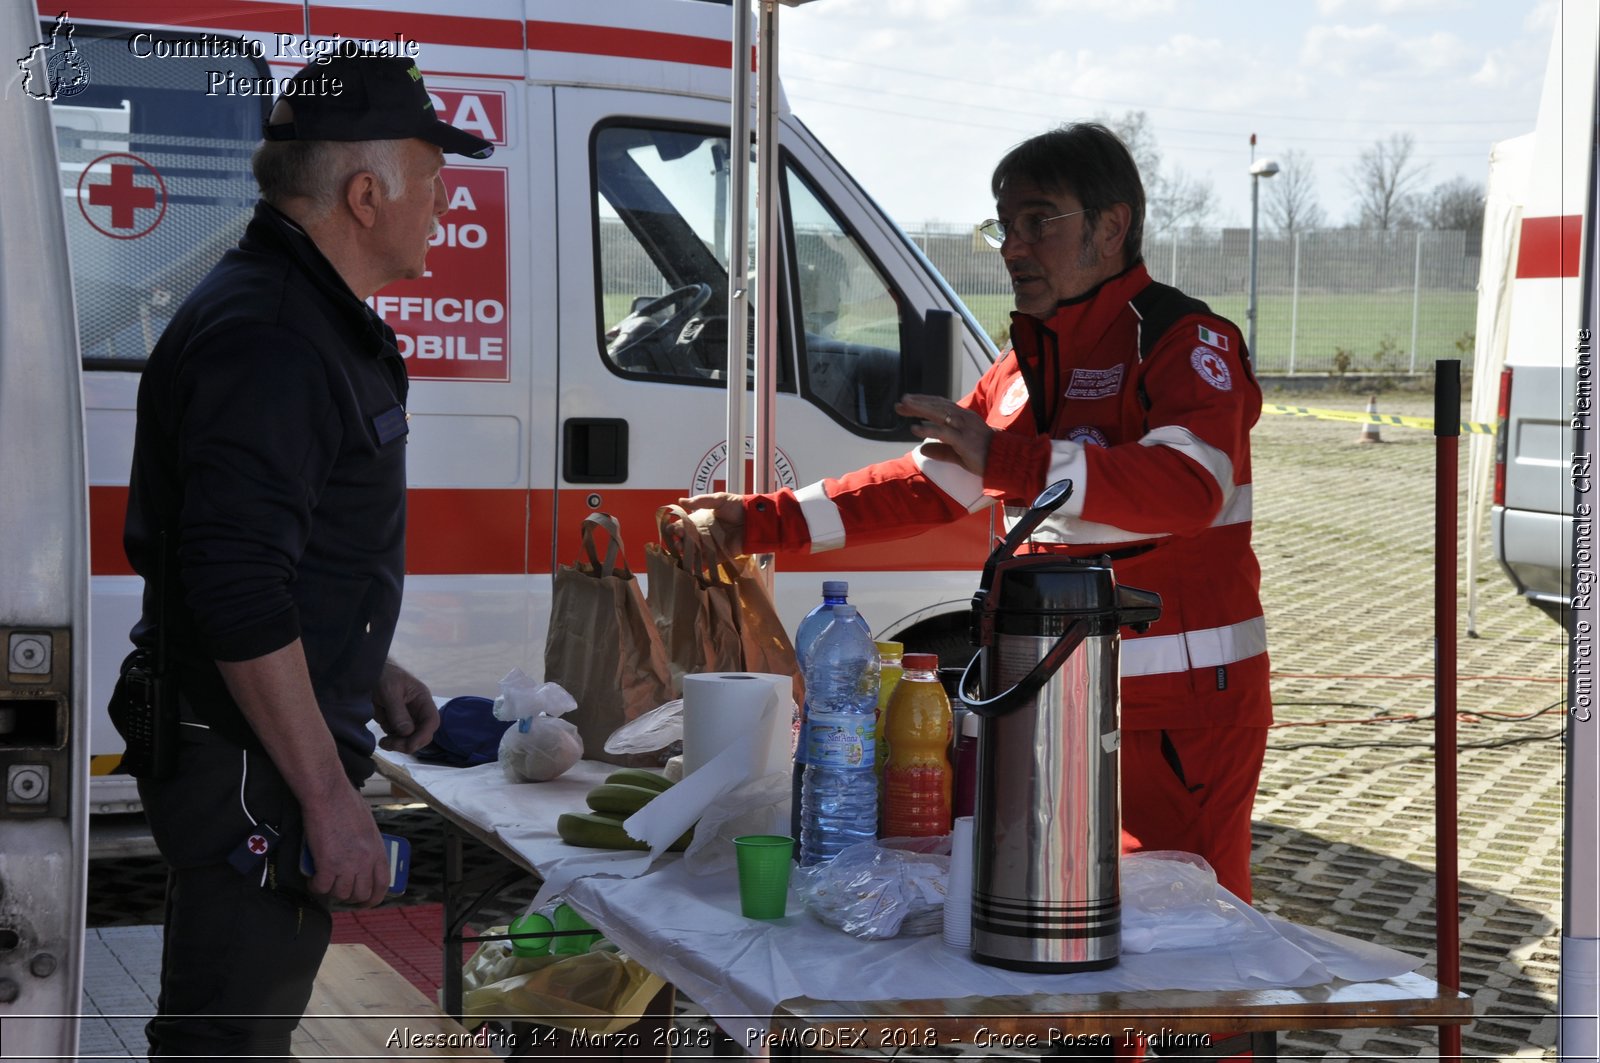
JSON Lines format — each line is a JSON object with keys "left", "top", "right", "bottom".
{"left": 1484, "top": 0, "right": 1598, "bottom": 621}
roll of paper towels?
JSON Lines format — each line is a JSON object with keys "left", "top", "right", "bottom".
{"left": 681, "top": 672, "right": 793, "bottom": 780}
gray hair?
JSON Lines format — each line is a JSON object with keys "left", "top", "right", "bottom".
{"left": 251, "top": 103, "right": 409, "bottom": 216}
{"left": 991, "top": 123, "right": 1146, "bottom": 270}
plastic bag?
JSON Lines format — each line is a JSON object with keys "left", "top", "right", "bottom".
{"left": 681, "top": 770, "right": 790, "bottom": 877}
{"left": 494, "top": 669, "right": 584, "bottom": 782}
{"left": 1120, "top": 850, "right": 1261, "bottom": 953}
{"left": 794, "top": 839, "right": 950, "bottom": 940}
{"left": 602, "top": 697, "right": 683, "bottom": 756}
{"left": 462, "top": 932, "right": 665, "bottom": 1035}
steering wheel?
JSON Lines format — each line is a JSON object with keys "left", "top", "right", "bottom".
{"left": 606, "top": 283, "right": 715, "bottom": 372}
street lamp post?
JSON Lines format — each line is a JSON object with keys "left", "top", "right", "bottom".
{"left": 1247, "top": 156, "right": 1280, "bottom": 361}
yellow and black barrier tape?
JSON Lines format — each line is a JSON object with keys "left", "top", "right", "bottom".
{"left": 1264, "top": 403, "right": 1497, "bottom": 436}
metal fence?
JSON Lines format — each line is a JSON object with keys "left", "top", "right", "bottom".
{"left": 907, "top": 225, "right": 1481, "bottom": 375}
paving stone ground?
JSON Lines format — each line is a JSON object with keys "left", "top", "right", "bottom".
{"left": 84, "top": 381, "right": 1570, "bottom": 1060}
{"left": 1248, "top": 383, "right": 1565, "bottom": 1061}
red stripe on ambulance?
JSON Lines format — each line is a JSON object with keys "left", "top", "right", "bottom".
{"left": 527, "top": 20, "right": 732, "bottom": 69}
{"left": 90, "top": 488, "right": 991, "bottom": 577}
{"left": 1515, "top": 215, "right": 1582, "bottom": 279}
{"left": 40, "top": 1, "right": 521, "bottom": 50}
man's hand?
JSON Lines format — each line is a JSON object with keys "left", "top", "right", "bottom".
{"left": 676, "top": 492, "right": 747, "bottom": 557}
{"left": 372, "top": 660, "right": 438, "bottom": 754}
{"left": 896, "top": 393, "right": 993, "bottom": 477}
{"left": 303, "top": 780, "right": 390, "bottom": 907}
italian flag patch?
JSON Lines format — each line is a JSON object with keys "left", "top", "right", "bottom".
{"left": 1197, "top": 325, "right": 1229, "bottom": 351}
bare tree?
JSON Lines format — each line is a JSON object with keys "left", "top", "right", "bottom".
{"left": 1422, "top": 175, "right": 1486, "bottom": 233}
{"left": 1262, "top": 149, "right": 1325, "bottom": 235}
{"left": 1102, "top": 110, "right": 1217, "bottom": 234}
{"left": 1347, "top": 132, "right": 1427, "bottom": 230}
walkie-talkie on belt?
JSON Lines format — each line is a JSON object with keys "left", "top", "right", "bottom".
{"left": 109, "top": 531, "right": 179, "bottom": 780}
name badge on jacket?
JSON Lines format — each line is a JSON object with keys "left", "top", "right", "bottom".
{"left": 372, "top": 405, "right": 409, "bottom": 446}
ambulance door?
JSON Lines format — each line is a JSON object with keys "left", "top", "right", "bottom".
{"left": 369, "top": 75, "right": 550, "bottom": 697}
{"left": 552, "top": 88, "right": 990, "bottom": 646}
{"left": 45, "top": 16, "right": 282, "bottom": 811}
{"left": 2, "top": 3, "right": 90, "bottom": 1052}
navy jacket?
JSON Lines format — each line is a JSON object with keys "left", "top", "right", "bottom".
{"left": 124, "top": 201, "right": 409, "bottom": 782}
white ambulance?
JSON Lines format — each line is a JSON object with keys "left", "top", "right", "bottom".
{"left": 37, "top": 1, "right": 998, "bottom": 812}
{"left": 1482, "top": 0, "right": 1597, "bottom": 620}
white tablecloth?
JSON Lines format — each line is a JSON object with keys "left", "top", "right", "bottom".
{"left": 377, "top": 749, "right": 1421, "bottom": 1048}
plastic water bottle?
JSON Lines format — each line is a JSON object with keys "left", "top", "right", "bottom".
{"left": 790, "top": 582, "right": 871, "bottom": 843}
{"left": 799, "top": 604, "right": 880, "bottom": 865}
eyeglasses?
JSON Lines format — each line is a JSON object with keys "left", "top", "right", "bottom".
{"left": 977, "top": 209, "right": 1088, "bottom": 249}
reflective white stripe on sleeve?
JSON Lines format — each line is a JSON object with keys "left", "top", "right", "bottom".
{"left": 795, "top": 481, "right": 846, "bottom": 552}
{"left": 1121, "top": 615, "right": 1268, "bottom": 677}
{"left": 1140, "top": 425, "right": 1235, "bottom": 496}
{"left": 1215, "top": 483, "right": 1252, "bottom": 527}
{"left": 1042, "top": 438, "right": 1089, "bottom": 518}
{"left": 910, "top": 442, "right": 989, "bottom": 513}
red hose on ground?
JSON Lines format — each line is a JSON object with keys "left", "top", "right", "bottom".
{"left": 1435, "top": 361, "right": 1462, "bottom": 1061}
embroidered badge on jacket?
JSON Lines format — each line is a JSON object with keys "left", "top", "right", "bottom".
{"left": 1197, "top": 325, "right": 1230, "bottom": 351}
{"left": 1065, "top": 364, "right": 1125, "bottom": 399}
{"left": 999, "top": 375, "right": 1030, "bottom": 415}
{"left": 1191, "top": 346, "right": 1233, "bottom": 391}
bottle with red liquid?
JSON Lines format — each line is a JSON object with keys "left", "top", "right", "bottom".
{"left": 880, "top": 653, "right": 953, "bottom": 838}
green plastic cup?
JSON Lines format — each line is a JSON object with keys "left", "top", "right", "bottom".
{"left": 507, "top": 912, "right": 553, "bottom": 958}
{"left": 732, "top": 834, "right": 795, "bottom": 919}
{"left": 552, "top": 903, "right": 601, "bottom": 953}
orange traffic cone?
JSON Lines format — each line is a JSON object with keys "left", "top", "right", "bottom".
{"left": 1355, "top": 394, "right": 1384, "bottom": 444}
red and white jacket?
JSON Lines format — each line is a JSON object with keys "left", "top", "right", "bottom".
{"left": 744, "top": 263, "right": 1271, "bottom": 731}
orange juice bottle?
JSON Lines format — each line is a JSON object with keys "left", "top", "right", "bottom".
{"left": 880, "top": 653, "right": 953, "bottom": 838}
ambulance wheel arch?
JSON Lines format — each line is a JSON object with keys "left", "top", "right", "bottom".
{"left": 889, "top": 613, "right": 979, "bottom": 671}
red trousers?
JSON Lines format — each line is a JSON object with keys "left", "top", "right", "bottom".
{"left": 1118, "top": 725, "right": 1268, "bottom": 902}
{"left": 1112, "top": 726, "right": 1268, "bottom": 1059}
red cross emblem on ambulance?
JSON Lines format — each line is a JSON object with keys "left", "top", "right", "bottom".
{"left": 77, "top": 153, "right": 168, "bottom": 240}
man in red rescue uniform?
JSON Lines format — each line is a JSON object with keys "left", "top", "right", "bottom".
{"left": 684, "top": 123, "right": 1269, "bottom": 1060}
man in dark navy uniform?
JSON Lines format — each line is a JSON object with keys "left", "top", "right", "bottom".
{"left": 120, "top": 55, "right": 492, "bottom": 1059}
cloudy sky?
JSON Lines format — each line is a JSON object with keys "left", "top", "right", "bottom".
{"left": 772, "top": 0, "right": 1559, "bottom": 231}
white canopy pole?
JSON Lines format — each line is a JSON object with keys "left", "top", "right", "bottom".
{"left": 753, "top": 0, "right": 781, "bottom": 498}
{"left": 724, "top": 1, "right": 753, "bottom": 497}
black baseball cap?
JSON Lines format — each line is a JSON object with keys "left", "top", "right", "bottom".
{"left": 262, "top": 56, "right": 493, "bottom": 160}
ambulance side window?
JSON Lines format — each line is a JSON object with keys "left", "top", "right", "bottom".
{"left": 784, "top": 165, "right": 907, "bottom": 435}
{"left": 592, "top": 123, "right": 789, "bottom": 389}
{"left": 47, "top": 26, "right": 267, "bottom": 368}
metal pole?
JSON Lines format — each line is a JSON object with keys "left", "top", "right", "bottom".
{"left": 1434, "top": 359, "right": 1461, "bottom": 1063}
{"left": 1169, "top": 232, "right": 1178, "bottom": 287}
{"left": 1410, "top": 229, "right": 1424, "bottom": 374}
{"left": 1288, "top": 231, "right": 1301, "bottom": 374}
{"left": 724, "top": 1, "right": 752, "bottom": 496}
{"left": 753, "top": 0, "right": 780, "bottom": 498}
{"left": 1247, "top": 174, "right": 1260, "bottom": 358}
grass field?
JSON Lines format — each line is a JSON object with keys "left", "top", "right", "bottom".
{"left": 603, "top": 286, "right": 1477, "bottom": 378}
{"left": 959, "top": 289, "right": 1477, "bottom": 374}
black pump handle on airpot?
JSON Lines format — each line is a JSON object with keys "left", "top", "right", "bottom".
{"left": 960, "top": 478, "right": 1080, "bottom": 719}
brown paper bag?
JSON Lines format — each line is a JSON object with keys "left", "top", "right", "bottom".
{"left": 710, "top": 536, "right": 800, "bottom": 697}
{"left": 646, "top": 507, "right": 800, "bottom": 700}
{"left": 645, "top": 506, "right": 743, "bottom": 693}
{"left": 544, "top": 512, "right": 675, "bottom": 766}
